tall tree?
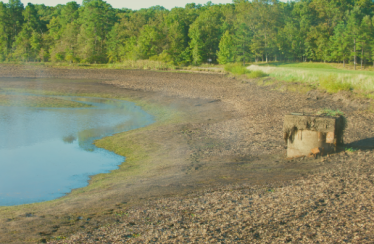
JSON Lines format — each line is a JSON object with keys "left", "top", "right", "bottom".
{"left": 12, "top": 3, "right": 40, "bottom": 61}
{"left": 233, "top": 0, "right": 252, "bottom": 64}
{"left": 0, "top": 2, "right": 9, "bottom": 61}
{"left": 359, "top": 15, "right": 372, "bottom": 69}
{"left": 8, "top": 0, "right": 24, "bottom": 54}
{"left": 217, "top": 30, "right": 233, "bottom": 64}
{"left": 77, "top": 0, "right": 115, "bottom": 63}
{"left": 48, "top": 1, "right": 80, "bottom": 62}
{"left": 346, "top": 7, "right": 362, "bottom": 70}
{"left": 233, "top": 22, "right": 252, "bottom": 64}
{"left": 247, "top": 0, "right": 280, "bottom": 62}
{"left": 330, "top": 21, "right": 350, "bottom": 66}
{"left": 189, "top": 5, "right": 225, "bottom": 64}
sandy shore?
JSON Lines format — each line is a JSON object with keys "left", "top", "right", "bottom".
{"left": 0, "top": 64, "right": 373, "bottom": 243}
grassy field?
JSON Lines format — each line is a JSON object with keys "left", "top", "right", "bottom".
{"left": 248, "top": 62, "right": 374, "bottom": 96}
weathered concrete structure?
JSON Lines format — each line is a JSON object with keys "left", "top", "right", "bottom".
{"left": 283, "top": 113, "right": 345, "bottom": 158}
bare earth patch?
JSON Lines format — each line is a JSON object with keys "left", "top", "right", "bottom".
{"left": 0, "top": 65, "right": 373, "bottom": 243}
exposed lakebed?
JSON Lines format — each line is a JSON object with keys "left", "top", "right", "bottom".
{"left": 0, "top": 94, "right": 154, "bottom": 206}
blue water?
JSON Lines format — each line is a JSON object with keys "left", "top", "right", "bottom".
{"left": 0, "top": 95, "right": 154, "bottom": 206}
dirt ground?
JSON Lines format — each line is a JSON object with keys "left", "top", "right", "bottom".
{"left": 0, "top": 64, "right": 373, "bottom": 243}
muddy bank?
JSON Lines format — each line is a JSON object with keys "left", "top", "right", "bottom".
{"left": 50, "top": 150, "right": 374, "bottom": 243}
{"left": 0, "top": 64, "right": 373, "bottom": 243}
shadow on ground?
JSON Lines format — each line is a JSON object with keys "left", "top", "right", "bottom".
{"left": 346, "top": 137, "right": 374, "bottom": 150}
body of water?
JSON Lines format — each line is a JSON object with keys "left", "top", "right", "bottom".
{"left": 0, "top": 94, "right": 154, "bottom": 206}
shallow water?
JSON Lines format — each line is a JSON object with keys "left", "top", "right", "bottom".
{"left": 0, "top": 94, "right": 154, "bottom": 206}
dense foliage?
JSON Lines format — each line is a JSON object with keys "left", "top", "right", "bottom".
{"left": 1, "top": 0, "right": 374, "bottom": 68}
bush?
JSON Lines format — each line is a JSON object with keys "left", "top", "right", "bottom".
{"left": 319, "top": 75, "right": 352, "bottom": 93}
{"left": 224, "top": 63, "right": 249, "bottom": 75}
{"left": 317, "top": 108, "right": 344, "bottom": 116}
{"left": 247, "top": 70, "right": 268, "bottom": 78}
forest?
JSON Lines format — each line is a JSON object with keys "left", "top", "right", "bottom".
{"left": 0, "top": 0, "right": 373, "bottom": 67}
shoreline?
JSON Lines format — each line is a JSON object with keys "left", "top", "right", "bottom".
{"left": 0, "top": 65, "right": 373, "bottom": 243}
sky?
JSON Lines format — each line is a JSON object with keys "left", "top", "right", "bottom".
{"left": 19, "top": 0, "right": 234, "bottom": 10}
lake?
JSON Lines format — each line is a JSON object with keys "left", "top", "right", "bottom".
{"left": 0, "top": 94, "right": 154, "bottom": 206}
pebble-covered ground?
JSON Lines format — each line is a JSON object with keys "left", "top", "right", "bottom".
{"left": 50, "top": 150, "right": 374, "bottom": 243}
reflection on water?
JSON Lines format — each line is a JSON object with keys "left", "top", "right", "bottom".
{"left": 0, "top": 95, "right": 154, "bottom": 206}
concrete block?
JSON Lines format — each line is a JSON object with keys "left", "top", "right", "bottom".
{"left": 283, "top": 114, "right": 345, "bottom": 158}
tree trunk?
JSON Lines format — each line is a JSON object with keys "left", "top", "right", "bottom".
{"left": 354, "top": 38, "right": 356, "bottom": 70}
{"left": 361, "top": 47, "right": 364, "bottom": 70}
{"left": 266, "top": 53, "right": 268, "bottom": 63}
{"left": 343, "top": 59, "right": 345, "bottom": 67}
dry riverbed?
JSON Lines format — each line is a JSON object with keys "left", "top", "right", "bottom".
{"left": 0, "top": 64, "right": 373, "bottom": 243}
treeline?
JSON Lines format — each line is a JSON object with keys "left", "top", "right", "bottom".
{"left": 0, "top": 0, "right": 374, "bottom": 68}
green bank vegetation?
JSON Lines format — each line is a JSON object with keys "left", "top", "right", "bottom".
{"left": 248, "top": 62, "right": 374, "bottom": 96}
{"left": 0, "top": 93, "right": 92, "bottom": 108}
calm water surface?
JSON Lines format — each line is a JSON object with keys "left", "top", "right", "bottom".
{"left": 0, "top": 94, "right": 154, "bottom": 206}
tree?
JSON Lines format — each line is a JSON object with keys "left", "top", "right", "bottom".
{"left": 134, "top": 25, "right": 164, "bottom": 59}
{"left": 233, "top": 1, "right": 252, "bottom": 64}
{"left": 346, "top": 7, "right": 362, "bottom": 70}
{"left": 163, "top": 7, "right": 191, "bottom": 65}
{"left": 330, "top": 21, "right": 350, "bottom": 66}
{"left": 247, "top": 0, "right": 280, "bottom": 62}
{"left": 217, "top": 30, "right": 233, "bottom": 64}
{"left": 233, "top": 22, "right": 252, "bottom": 64}
{"left": 188, "top": 5, "right": 225, "bottom": 64}
{"left": 8, "top": 0, "right": 24, "bottom": 53}
{"left": 0, "top": 2, "right": 9, "bottom": 61}
{"left": 359, "top": 15, "right": 372, "bottom": 69}
{"left": 77, "top": 0, "right": 116, "bottom": 63}
{"left": 48, "top": 2, "right": 80, "bottom": 62}
{"left": 12, "top": 3, "right": 40, "bottom": 61}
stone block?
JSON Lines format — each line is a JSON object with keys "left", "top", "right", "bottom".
{"left": 283, "top": 114, "right": 345, "bottom": 158}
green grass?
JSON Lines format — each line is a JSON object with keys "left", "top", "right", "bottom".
{"left": 319, "top": 75, "right": 353, "bottom": 93}
{"left": 317, "top": 108, "right": 345, "bottom": 117}
{"left": 248, "top": 63, "right": 374, "bottom": 94}
{"left": 247, "top": 70, "right": 268, "bottom": 79}
{"left": 224, "top": 63, "right": 250, "bottom": 75}
{"left": 345, "top": 147, "right": 357, "bottom": 152}
{"left": 258, "top": 62, "right": 336, "bottom": 69}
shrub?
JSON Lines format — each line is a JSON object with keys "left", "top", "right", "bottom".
{"left": 247, "top": 70, "right": 268, "bottom": 78}
{"left": 317, "top": 108, "right": 344, "bottom": 116}
{"left": 224, "top": 63, "right": 249, "bottom": 75}
{"left": 319, "top": 75, "right": 352, "bottom": 93}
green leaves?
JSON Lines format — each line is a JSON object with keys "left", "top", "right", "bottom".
{"left": 217, "top": 30, "right": 233, "bottom": 64}
{"left": 1, "top": 0, "right": 374, "bottom": 65}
